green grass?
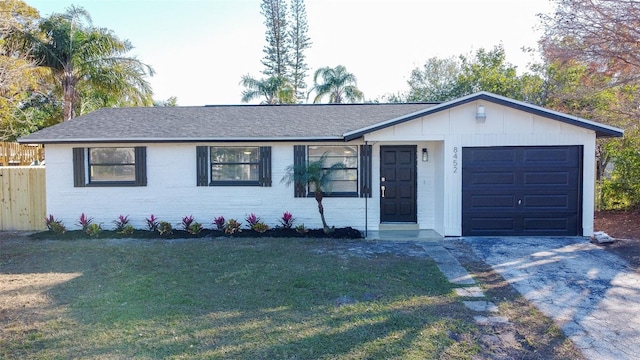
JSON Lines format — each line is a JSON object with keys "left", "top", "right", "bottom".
{"left": 1, "top": 237, "right": 481, "bottom": 359}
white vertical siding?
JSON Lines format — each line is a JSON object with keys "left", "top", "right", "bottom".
{"left": 365, "top": 101, "right": 598, "bottom": 236}
{"left": 432, "top": 141, "right": 445, "bottom": 235}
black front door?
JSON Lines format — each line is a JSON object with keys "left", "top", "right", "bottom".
{"left": 380, "top": 146, "right": 417, "bottom": 223}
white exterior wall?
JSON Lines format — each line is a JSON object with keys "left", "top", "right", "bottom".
{"left": 45, "top": 142, "right": 369, "bottom": 231}
{"left": 365, "top": 101, "right": 597, "bottom": 236}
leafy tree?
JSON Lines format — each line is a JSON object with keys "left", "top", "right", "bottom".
{"left": 405, "top": 56, "right": 461, "bottom": 102}
{"left": 538, "top": 0, "right": 640, "bottom": 127}
{"left": 600, "top": 130, "right": 640, "bottom": 210}
{"left": 240, "top": 74, "right": 295, "bottom": 104}
{"left": 539, "top": 0, "right": 640, "bottom": 87}
{"left": 21, "top": 6, "right": 154, "bottom": 121}
{"left": 455, "top": 45, "right": 526, "bottom": 99}
{"left": 537, "top": 60, "right": 628, "bottom": 181}
{"left": 311, "top": 65, "right": 364, "bottom": 103}
{"left": 282, "top": 154, "right": 345, "bottom": 233}
{"left": 287, "top": 0, "right": 311, "bottom": 101}
{"left": 0, "top": 0, "right": 43, "bottom": 140}
{"left": 401, "top": 45, "right": 545, "bottom": 103}
{"left": 260, "top": 0, "right": 289, "bottom": 78}
{"left": 538, "top": 0, "right": 640, "bottom": 197}
{"left": 7, "top": 93, "right": 62, "bottom": 141}
{"left": 153, "top": 96, "right": 178, "bottom": 107}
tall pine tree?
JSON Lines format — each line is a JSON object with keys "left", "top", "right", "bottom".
{"left": 260, "top": 0, "right": 289, "bottom": 78}
{"left": 244, "top": 0, "right": 310, "bottom": 104}
{"left": 287, "top": 0, "right": 310, "bottom": 102}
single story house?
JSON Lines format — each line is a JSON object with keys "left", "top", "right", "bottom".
{"left": 19, "top": 91, "right": 623, "bottom": 237}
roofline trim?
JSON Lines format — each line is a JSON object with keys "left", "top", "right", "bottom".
{"left": 17, "top": 136, "right": 349, "bottom": 145}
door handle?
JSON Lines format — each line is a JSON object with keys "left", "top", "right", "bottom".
{"left": 381, "top": 185, "right": 386, "bottom": 198}
{"left": 518, "top": 199, "right": 522, "bottom": 205}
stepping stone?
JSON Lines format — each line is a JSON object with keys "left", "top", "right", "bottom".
{"left": 455, "top": 286, "right": 485, "bottom": 298}
{"left": 474, "top": 315, "right": 510, "bottom": 325}
{"left": 421, "top": 245, "right": 477, "bottom": 285}
{"left": 463, "top": 300, "right": 499, "bottom": 312}
{"left": 480, "top": 334, "right": 501, "bottom": 347}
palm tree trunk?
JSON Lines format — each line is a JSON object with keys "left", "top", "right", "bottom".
{"left": 315, "top": 191, "right": 332, "bottom": 233}
{"left": 62, "top": 71, "right": 77, "bottom": 121}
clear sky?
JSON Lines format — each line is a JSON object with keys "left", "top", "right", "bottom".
{"left": 26, "top": 0, "right": 555, "bottom": 106}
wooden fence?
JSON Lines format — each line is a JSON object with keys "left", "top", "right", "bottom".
{"left": 1, "top": 142, "right": 44, "bottom": 166}
{"left": 0, "top": 167, "right": 46, "bottom": 230}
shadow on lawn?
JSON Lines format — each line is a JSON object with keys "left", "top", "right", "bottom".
{"left": 1, "top": 237, "right": 479, "bottom": 359}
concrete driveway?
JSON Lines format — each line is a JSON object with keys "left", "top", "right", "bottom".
{"left": 458, "top": 236, "right": 640, "bottom": 360}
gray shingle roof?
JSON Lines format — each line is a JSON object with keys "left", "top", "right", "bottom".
{"left": 18, "top": 103, "right": 435, "bottom": 143}
{"left": 18, "top": 92, "right": 623, "bottom": 144}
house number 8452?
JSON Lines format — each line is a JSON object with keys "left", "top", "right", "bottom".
{"left": 452, "top": 146, "right": 458, "bottom": 173}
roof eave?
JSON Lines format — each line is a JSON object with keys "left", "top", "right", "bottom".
{"left": 17, "top": 136, "right": 349, "bottom": 145}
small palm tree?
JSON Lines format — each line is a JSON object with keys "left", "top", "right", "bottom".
{"left": 282, "top": 154, "right": 345, "bottom": 233}
{"left": 240, "top": 75, "right": 295, "bottom": 104}
{"left": 311, "top": 65, "right": 364, "bottom": 104}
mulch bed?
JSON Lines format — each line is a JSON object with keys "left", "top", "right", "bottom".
{"left": 594, "top": 210, "right": 640, "bottom": 271}
{"left": 28, "top": 227, "right": 363, "bottom": 240}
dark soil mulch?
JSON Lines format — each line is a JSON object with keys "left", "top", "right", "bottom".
{"left": 29, "top": 227, "right": 363, "bottom": 241}
{"left": 594, "top": 210, "right": 640, "bottom": 272}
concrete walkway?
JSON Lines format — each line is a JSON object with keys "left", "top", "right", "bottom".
{"left": 458, "top": 236, "right": 640, "bottom": 360}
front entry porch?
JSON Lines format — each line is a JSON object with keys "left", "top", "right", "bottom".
{"left": 365, "top": 229, "right": 443, "bottom": 240}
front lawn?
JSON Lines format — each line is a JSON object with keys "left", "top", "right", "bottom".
{"left": 1, "top": 237, "right": 480, "bottom": 359}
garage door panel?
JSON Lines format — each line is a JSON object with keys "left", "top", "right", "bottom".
{"left": 523, "top": 192, "right": 578, "bottom": 210}
{"left": 466, "top": 171, "right": 516, "bottom": 186}
{"left": 464, "top": 217, "right": 516, "bottom": 231}
{"left": 465, "top": 214, "right": 578, "bottom": 235}
{"left": 469, "top": 194, "right": 515, "bottom": 209}
{"left": 524, "top": 172, "right": 571, "bottom": 186}
{"left": 462, "top": 146, "right": 582, "bottom": 236}
{"left": 464, "top": 148, "right": 517, "bottom": 166}
{"left": 522, "top": 147, "right": 580, "bottom": 167}
{"left": 522, "top": 216, "right": 575, "bottom": 230}
{"left": 466, "top": 192, "right": 576, "bottom": 211}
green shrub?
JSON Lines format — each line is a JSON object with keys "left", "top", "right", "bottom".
{"left": 251, "top": 222, "right": 269, "bottom": 233}
{"left": 85, "top": 223, "right": 102, "bottom": 237}
{"left": 158, "top": 221, "right": 173, "bottom": 236}
{"left": 45, "top": 215, "right": 66, "bottom": 234}
{"left": 119, "top": 224, "right": 135, "bottom": 235}
{"left": 600, "top": 135, "right": 640, "bottom": 210}
{"left": 224, "top": 219, "right": 242, "bottom": 235}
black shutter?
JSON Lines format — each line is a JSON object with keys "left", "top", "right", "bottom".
{"left": 72, "top": 148, "right": 85, "bottom": 187}
{"left": 196, "top": 146, "right": 209, "bottom": 186}
{"left": 293, "top": 145, "right": 306, "bottom": 197}
{"left": 360, "top": 144, "right": 372, "bottom": 197}
{"left": 259, "top": 146, "right": 272, "bottom": 187}
{"left": 134, "top": 147, "right": 147, "bottom": 186}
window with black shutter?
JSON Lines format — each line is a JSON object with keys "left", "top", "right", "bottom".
{"left": 196, "top": 146, "right": 271, "bottom": 186}
{"left": 73, "top": 147, "right": 146, "bottom": 187}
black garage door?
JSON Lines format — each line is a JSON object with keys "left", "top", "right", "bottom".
{"left": 462, "top": 146, "right": 582, "bottom": 236}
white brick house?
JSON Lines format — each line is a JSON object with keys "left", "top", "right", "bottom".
{"left": 19, "top": 92, "right": 623, "bottom": 237}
